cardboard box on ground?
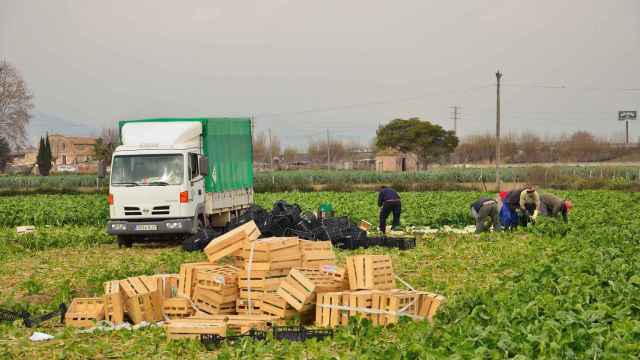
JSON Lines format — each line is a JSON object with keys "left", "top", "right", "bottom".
{"left": 64, "top": 221, "right": 447, "bottom": 339}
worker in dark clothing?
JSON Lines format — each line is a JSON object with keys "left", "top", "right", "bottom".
{"left": 540, "top": 193, "right": 573, "bottom": 223}
{"left": 377, "top": 186, "right": 401, "bottom": 234}
{"left": 470, "top": 196, "right": 502, "bottom": 233}
{"left": 505, "top": 185, "right": 540, "bottom": 226}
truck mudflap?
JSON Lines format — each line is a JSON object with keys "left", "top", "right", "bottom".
{"left": 107, "top": 218, "right": 194, "bottom": 235}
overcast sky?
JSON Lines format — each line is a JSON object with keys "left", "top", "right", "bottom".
{"left": 1, "top": 0, "right": 639, "bottom": 148}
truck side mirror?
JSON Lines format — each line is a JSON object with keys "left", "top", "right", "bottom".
{"left": 199, "top": 156, "right": 209, "bottom": 176}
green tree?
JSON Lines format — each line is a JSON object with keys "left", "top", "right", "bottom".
{"left": 36, "top": 134, "right": 52, "bottom": 176}
{"left": 375, "top": 117, "right": 459, "bottom": 167}
{"left": 0, "top": 137, "right": 10, "bottom": 172}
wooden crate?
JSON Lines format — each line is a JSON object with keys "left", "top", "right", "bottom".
{"left": 346, "top": 255, "right": 395, "bottom": 290}
{"left": 236, "top": 299, "right": 264, "bottom": 315}
{"left": 415, "top": 292, "right": 447, "bottom": 323}
{"left": 320, "top": 265, "right": 349, "bottom": 289}
{"left": 242, "top": 237, "right": 301, "bottom": 262}
{"left": 120, "top": 276, "right": 160, "bottom": 324}
{"left": 177, "top": 262, "right": 212, "bottom": 298}
{"left": 194, "top": 265, "right": 239, "bottom": 292}
{"left": 155, "top": 274, "right": 180, "bottom": 300}
{"left": 300, "top": 240, "right": 336, "bottom": 267}
{"left": 315, "top": 292, "right": 343, "bottom": 328}
{"left": 371, "top": 290, "right": 420, "bottom": 326}
{"left": 65, "top": 297, "right": 105, "bottom": 328}
{"left": 277, "top": 268, "right": 343, "bottom": 311}
{"left": 165, "top": 319, "right": 227, "bottom": 340}
{"left": 341, "top": 290, "right": 376, "bottom": 324}
{"left": 162, "top": 297, "right": 195, "bottom": 319}
{"left": 140, "top": 276, "right": 164, "bottom": 322}
{"left": 261, "top": 292, "right": 300, "bottom": 319}
{"left": 238, "top": 268, "right": 289, "bottom": 290}
{"left": 104, "top": 280, "right": 124, "bottom": 324}
{"left": 187, "top": 314, "right": 279, "bottom": 334}
{"left": 192, "top": 287, "right": 236, "bottom": 315}
{"left": 204, "top": 221, "right": 261, "bottom": 263}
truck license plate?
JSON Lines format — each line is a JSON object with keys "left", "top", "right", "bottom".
{"left": 135, "top": 224, "right": 157, "bottom": 231}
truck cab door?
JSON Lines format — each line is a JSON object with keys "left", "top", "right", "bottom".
{"left": 189, "top": 153, "right": 206, "bottom": 219}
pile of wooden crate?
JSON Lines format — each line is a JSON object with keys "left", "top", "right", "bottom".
{"left": 64, "top": 221, "right": 446, "bottom": 339}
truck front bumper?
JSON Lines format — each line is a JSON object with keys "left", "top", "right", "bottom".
{"left": 106, "top": 218, "right": 194, "bottom": 235}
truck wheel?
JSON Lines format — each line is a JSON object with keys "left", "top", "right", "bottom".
{"left": 117, "top": 235, "right": 133, "bottom": 248}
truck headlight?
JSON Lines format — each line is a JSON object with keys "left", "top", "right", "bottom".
{"left": 111, "top": 223, "right": 127, "bottom": 231}
{"left": 166, "top": 222, "right": 183, "bottom": 229}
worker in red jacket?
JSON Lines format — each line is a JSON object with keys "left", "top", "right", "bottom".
{"left": 377, "top": 186, "right": 401, "bottom": 234}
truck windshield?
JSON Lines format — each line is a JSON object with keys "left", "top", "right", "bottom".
{"left": 111, "top": 154, "right": 184, "bottom": 186}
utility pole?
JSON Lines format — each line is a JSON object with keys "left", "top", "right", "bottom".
{"left": 626, "top": 120, "right": 629, "bottom": 145}
{"left": 268, "top": 128, "right": 273, "bottom": 171}
{"left": 326, "top": 129, "right": 331, "bottom": 171}
{"left": 495, "top": 70, "right": 502, "bottom": 191}
{"left": 449, "top": 106, "right": 461, "bottom": 134}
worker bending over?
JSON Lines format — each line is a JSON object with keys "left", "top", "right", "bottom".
{"left": 377, "top": 186, "right": 401, "bottom": 234}
{"left": 470, "top": 196, "right": 502, "bottom": 233}
{"left": 540, "top": 192, "right": 573, "bottom": 223}
{"left": 505, "top": 185, "right": 540, "bottom": 226}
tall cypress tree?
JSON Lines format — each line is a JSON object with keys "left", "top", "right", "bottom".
{"left": 36, "top": 135, "right": 52, "bottom": 176}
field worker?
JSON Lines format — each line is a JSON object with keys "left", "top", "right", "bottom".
{"left": 499, "top": 191, "right": 519, "bottom": 229}
{"left": 377, "top": 186, "right": 401, "bottom": 234}
{"left": 505, "top": 185, "right": 540, "bottom": 226}
{"left": 540, "top": 192, "right": 573, "bottom": 223}
{"left": 470, "top": 196, "right": 502, "bottom": 233}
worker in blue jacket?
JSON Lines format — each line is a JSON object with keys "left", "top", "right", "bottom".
{"left": 377, "top": 186, "right": 401, "bottom": 234}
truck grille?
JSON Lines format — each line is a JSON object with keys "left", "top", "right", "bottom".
{"left": 152, "top": 205, "right": 170, "bottom": 215}
{"left": 124, "top": 206, "right": 142, "bottom": 216}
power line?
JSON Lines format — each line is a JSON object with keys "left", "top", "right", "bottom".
{"left": 252, "top": 84, "right": 493, "bottom": 119}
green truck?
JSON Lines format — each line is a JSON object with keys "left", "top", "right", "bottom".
{"left": 106, "top": 118, "right": 253, "bottom": 247}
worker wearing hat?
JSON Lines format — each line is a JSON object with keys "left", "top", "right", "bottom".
{"left": 377, "top": 186, "right": 401, "bottom": 234}
{"left": 540, "top": 192, "right": 573, "bottom": 223}
{"left": 505, "top": 185, "right": 540, "bottom": 226}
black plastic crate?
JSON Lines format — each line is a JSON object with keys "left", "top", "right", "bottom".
{"left": 284, "top": 228, "right": 316, "bottom": 240}
{"left": 273, "top": 326, "right": 306, "bottom": 342}
{"left": 200, "top": 334, "right": 225, "bottom": 349}
{"left": 201, "top": 329, "right": 267, "bottom": 349}
{"left": 272, "top": 326, "right": 333, "bottom": 342}
{"left": 304, "top": 328, "right": 333, "bottom": 341}
{"left": 0, "top": 308, "right": 28, "bottom": 323}
{"left": 23, "top": 303, "right": 67, "bottom": 328}
{"left": 398, "top": 238, "right": 416, "bottom": 250}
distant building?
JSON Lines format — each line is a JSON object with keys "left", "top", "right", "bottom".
{"left": 48, "top": 134, "right": 97, "bottom": 165}
{"left": 375, "top": 149, "right": 419, "bottom": 172}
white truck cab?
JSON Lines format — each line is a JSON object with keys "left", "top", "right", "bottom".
{"left": 106, "top": 118, "right": 253, "bottom": 247}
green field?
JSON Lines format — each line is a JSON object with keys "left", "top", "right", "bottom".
{"left": 2, "top": 166, "right": 640, "bottom": 194}
{"left": 0, "top": 191, "right": 639, "bottom": 358}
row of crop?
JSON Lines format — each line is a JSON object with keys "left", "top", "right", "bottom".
{"left": 0, "top": 192, "right": 485, "bottom": 227}
{"left": 0, "top": 190, "right": 593, "bottom": 228}
{"left": 3, "top": 166, "right": 640, "bottom": 191}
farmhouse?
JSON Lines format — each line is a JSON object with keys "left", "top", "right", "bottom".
{"left": 375, "top": 149, "right": 419, "bottom": 172}
{"left": 48, "top": 134, "right": 97, "bottom": 165}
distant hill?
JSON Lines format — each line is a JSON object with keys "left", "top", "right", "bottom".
{"left": 27, "top": 112, "right": 98, "bottom": 146}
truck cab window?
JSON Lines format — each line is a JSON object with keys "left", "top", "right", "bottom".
{"left": 190, "top": 153, "right": 199, "bottom": 179}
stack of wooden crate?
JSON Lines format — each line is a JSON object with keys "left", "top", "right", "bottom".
{"left": 237, "top": 237, "right": 301, "bottom": 315}
{"left": 314, "top": 255, "right": 447, "bottom": 328}
{"left": 64, "top": 220, "right": 446, "bottom": 340}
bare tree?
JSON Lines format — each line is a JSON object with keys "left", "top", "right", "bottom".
{"left": 282, "top": 146, "right": 298, "bottom": 162}
{"left": 0, "top": 61, "right": 34, "bottom": 150}
{"left": 94, "top": 127, "right": 119, "bottom": 165}
{"left": 253, "top": 131, "right": 281, "bottom": 163}
{"left": 308, "top": 139, "right": 346, "bottom": 163}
